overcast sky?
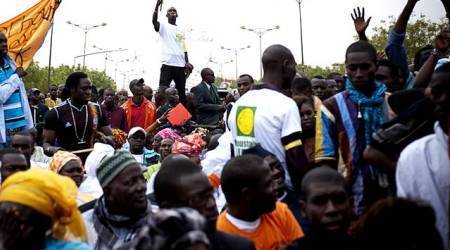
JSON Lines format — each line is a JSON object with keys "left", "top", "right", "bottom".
{"left": 2, "top": 0, "right": 445, "bottom": 90}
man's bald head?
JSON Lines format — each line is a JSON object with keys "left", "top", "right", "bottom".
{"left": 261, "top": 45, "right": 297, "bottom": 90}
{"left": 201, "top": 68, "right": 215, "bottom": 84}
{"left": 262, "top": 45, "right": 295, "bottom": 70}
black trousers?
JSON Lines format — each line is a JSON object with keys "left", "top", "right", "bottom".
{"left": 159, "top": 64, "right": 186, "bottom": 104}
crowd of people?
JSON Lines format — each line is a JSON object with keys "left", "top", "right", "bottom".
{"left": 0, "top": 0, "right": 449, "bottom": 249}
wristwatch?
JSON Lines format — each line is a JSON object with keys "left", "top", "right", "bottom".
{"left": 431, "top": 48, "right": 442, "bottom": 58}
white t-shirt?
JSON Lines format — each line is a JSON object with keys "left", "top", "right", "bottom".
{"left": 159, "top": 22, "right": 186, "bottom": 67}
{"left": 227, "top": 88, "right": 302, "bottom": 189}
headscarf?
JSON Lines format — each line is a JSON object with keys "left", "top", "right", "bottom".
{"left": 172, "top": 133, "right": 206, "bottom": 157}
{"left": 126, "top": 208, "right": 210, "bottom": 250}
{"left": 48, "top": 151, "right": 83, "bottom": 173}
{"left": 78, "top": 143, "right": 115, "bottom": 199}
{"left": 156, "top": 128, "right": 181, "bottom": 142}
{"left": 0, "top": 168, "right": 88, "bottom": 242}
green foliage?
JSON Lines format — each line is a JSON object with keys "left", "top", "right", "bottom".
{"left": 298, "top": 15, "right": 446, "bottom": 79}
{"left": 297, "top": 63, "right": 345, "bottom": 79}
{"left": 368, "top": 15, "right": 446, "bottom": 64}
{"left": 23, "top": 61, "right": 116, "bottom": 92}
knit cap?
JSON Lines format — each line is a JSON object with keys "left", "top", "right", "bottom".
{"left": 96, "top": 149, "right": 138, "bottom": 188}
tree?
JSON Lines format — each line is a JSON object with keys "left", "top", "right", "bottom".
{"left": 368, "top": 15, "right": 446, "bottom": 64}
{"left": 297, "top": 63, "right": 345, "bottom": 79}
{"left": 23, "top": 61, "right": 116, "bottom": 92}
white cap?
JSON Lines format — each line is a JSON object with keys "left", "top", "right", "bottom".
{"left": 128, "top": 127, "right": 147, "bottom": 139}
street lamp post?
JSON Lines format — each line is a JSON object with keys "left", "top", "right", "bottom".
{"left": 240, "top": 25, "right": 280, "bottom": 80}
{"left": 47, "top": 21, "right": 55, "bottom": 89}
{"left": 295, "top": 0, "right": 305, "bottom": 67}
{"left": 66, "top": 21, "right": 107, "bottom": 69}
{"left": 220, "top": 45, "right": 250, "bottom": 80}
{"left": 93, "top": 45, "right": 126, "bottom": 72}
{"left": 209, "top": 57, "right": 234, "bottom": 80}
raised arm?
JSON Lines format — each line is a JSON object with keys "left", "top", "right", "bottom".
{"left": 153, "top": 0, "right": 163, "bottom": 32}
{"left": 385, "top": 0, "right": 419, "bottom": 89}
{"left": 351, "top": 7, "right": 371, "bottom": 41}
{"left": 394, "top": 0, "right": 419, "bottom": 34}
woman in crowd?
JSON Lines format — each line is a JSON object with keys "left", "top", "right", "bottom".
{"left": 0, "top": 169, "right": 89, "bottom": 250}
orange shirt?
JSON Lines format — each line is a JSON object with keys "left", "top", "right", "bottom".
{"left": 217, "top": 202, "right": 303, "bottom": 250}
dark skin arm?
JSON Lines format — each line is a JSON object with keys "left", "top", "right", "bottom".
{"left": 152, "top": 0, "right": 163, "bottom": 32}
{"left": 414, "top": 34, "right": 449, "bottom": 87}
{"left": 394, "top": 0, "right": 419, "bottom": 34}
{"left": 42, "top": 129, "right": 62, "bottom": 156}
{"left": 351, "top": 7, "right": 371, "bottom": 41}
{"left": 414, "top": 51, "right": 441, "bottom": 88}
{"left": 363, "top": 146, "right": 396, "bottom": 175}
{"left": 98, "top": 126, "right": 115, "bottom": 146}
{"left": 285, "top": 145, "right": 311, "bottom": 193}
{"left": 145, "top": 108, "right": 170, "bottom": 133}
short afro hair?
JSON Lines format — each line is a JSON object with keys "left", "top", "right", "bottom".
{"left": 65, "top": 72, "right": 88, "bottom": 91}
{"left": 345, "top": 41, "right": 377, "bottom": 63}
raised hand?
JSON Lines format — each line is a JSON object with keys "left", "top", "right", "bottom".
{"left": 160, "top": 108, "right": 172, "bottom": 122}
{"left": 14, "top": 67, "right": 27, "bottom": 78}
{"left": 351, "top": 7, "right": 372, "bottom": 35}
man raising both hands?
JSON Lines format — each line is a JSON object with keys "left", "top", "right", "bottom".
{"left": 153, "top": 0, "right": 193, "bottom": 105}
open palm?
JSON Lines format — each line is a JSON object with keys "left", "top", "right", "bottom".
{"left": 351, "top": 7, "right": 372, "bottom": 34}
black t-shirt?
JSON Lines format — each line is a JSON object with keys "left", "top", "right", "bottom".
{"left": 44, "top": 100, "right": 108, "bottom": 151}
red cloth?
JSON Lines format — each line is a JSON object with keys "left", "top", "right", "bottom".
{"left": 121, "top": 97, "right": 156, "bottom": 130}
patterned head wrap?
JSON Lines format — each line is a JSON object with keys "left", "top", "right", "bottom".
{"left": 48, "top": 151, "right": 83, "bottom": 173}
{"left": 156, "top": 128, "right": 181, "bottom": 142}
{"left": 172, "top": 133, "right": 206, "bottom": 157}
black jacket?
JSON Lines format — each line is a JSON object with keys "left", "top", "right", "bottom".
{"left": 192, "top": 82, "right": 223, "bottom": 126}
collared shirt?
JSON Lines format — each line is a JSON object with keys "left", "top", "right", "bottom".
{"left": 45, "top": 97, "right": 61, "bottom": 109}
{"left": 101, "top": 104, "right": 128, "bottom": 132}
{"left": 397, "top": 123, "right": 450, "bottom": 248}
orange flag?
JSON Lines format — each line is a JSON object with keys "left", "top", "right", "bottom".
{"left": 0, "top": 0, "right": 61, "bottom": 69}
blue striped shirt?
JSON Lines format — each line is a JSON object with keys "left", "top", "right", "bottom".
{"left": 1, "top": 57, "right": 26, "bottom": 129}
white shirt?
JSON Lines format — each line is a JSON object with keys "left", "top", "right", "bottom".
{"left": 159, "top": 22, "right": 186, "bottom": 67}
{"left": 201, "top": 131, "right": 232, "bottom": 176}
{"left": 225, "top": 212, "right": 261, "bottom": 232}
{"left": 132, "top": 154, "right": 144, "bottom": 164}
{"left": 396, "top": 122, "right": 450, "bottom": 248}
{"left": 227, "top": 88, "right": 302, "bottom": 189}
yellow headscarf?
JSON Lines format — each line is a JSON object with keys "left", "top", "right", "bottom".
{"left": 0, "top": 168, "right": 88, "bottom": 242}
{"left": 49, "top": 151, "right": 84, "bottom": 173}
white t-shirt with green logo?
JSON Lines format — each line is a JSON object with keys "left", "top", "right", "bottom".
{"left": 228, "top": 88, "right": 302, "bottom": 189}
{"left": 159, "top": 22, "right": 187, "bottom": 67}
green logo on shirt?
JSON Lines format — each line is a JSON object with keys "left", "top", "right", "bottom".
{"left": 236, "top": 106, "right": 256, "bottom": 137}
